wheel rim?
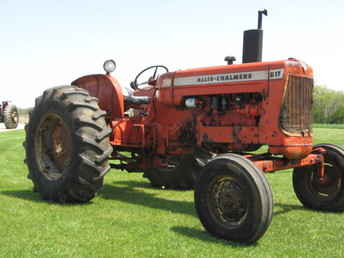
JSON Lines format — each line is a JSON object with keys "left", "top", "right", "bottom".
{"left": 35, "top": 113, "right": 72, "bottom": 180}
{"left": 208, "top": 175, "right": 248, "bottom": 228}
{"left": 11, "top": 110, "right": 18, "bottom": 124}
{"left": 308, "top": 163, "right": 342, "bottom": 201}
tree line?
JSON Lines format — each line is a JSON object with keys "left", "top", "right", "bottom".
{"left": 313, "top": 85, "right": 344, "bottom": 124}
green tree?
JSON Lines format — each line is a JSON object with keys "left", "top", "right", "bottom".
{"left": 313, "top": 85, "right": 344, "bottom": 124}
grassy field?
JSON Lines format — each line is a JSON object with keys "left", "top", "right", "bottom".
{"left": 313, "top": 123, "right": 344, "bottom": 129}
{"left": 0, "top": 128, "right": 344, "bottom": 258}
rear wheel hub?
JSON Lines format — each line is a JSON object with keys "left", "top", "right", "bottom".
{"left": 35, "top": 113, "right": 72, "bottom": 180}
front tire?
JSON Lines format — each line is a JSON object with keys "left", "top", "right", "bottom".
{"left": 4, "top": 104, "right": 19, "bottom": 129}
{"left": 194, "top": 154, "right": 273, "bottom": 244}
{"left": 293, "top": 144, "right": 344, "bottom": 211}
{"left": 24, "top": 86, "right": 112, "bottom": 203}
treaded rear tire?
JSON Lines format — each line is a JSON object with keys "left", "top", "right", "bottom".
{"left": 4, "top": 104, "right": 19, "bottom": 129}
{"left": 194, "top": 153, "right": 273, "bottom": 244}
{"left": 24, "top": 86, "right": 112, "bottom": 203}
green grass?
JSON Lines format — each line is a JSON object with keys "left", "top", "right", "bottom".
{"left": 1, "top": 128, "right": 344, "bottom": 258}
{"left": 313, "top": 123, "right": 344, "bottom": 129}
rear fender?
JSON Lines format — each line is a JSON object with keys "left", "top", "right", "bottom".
{"left": 72, "top": 74, "right": 125, "bottom": 119}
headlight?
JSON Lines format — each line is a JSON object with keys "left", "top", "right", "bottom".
{"left": 103, "top": 59, "right": 116, "bottom": 74}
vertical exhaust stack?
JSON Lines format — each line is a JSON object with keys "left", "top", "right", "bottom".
{"left": 242, "top": 9, "right": 268, "bottom": 63}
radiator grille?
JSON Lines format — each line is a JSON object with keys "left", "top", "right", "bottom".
{"left": 279, "top": 76, "right": 313, "bottom": 134}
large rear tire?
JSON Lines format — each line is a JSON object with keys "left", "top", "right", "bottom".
{"left": 194, "top": 153, "right": 273, "bottom": 244}
{"left": 293, "top": 144, "right": 344, "bottom": 211}
{"left": 4, "top": 104, "right": 19, "bottom": 129}
{"left": 24, "top": 86, "right": 112, "bottom": 203}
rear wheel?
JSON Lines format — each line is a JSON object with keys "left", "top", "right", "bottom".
{"left": 4, "top": 104, "right": 19, "bottom": 129}
{"left": 194, "top": 153, "right": 273, "bottom": 244}
{"left": 293, "top": 144, "right": 344, "bottom": 211}
{"left": 143, "top": 155, "right": 201, "bottom": 190}
{"left": 24, "top": 86, "right": 112, "bottom": 203}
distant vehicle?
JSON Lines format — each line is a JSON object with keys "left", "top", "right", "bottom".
{"left": 0, "top": 101, "right": 19, "bottom": 129}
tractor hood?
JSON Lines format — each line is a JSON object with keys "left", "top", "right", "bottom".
{"left": 159, "top": 59, "right": 312, "bottom": 89}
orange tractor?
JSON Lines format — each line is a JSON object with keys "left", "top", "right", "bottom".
{"left": 24, "top": 10, "right": 344, "bottom": 243}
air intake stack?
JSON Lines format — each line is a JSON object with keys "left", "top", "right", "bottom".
{"left": 242, "top": 9, "right": 268, "bottom": 63}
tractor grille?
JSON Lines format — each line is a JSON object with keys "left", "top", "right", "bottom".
{"left": 280, "top": 76, "right": 313, "bottom": 134}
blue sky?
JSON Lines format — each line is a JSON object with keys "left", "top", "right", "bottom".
{"left": 1, "top": 0, "right": 343, "bottom": 107}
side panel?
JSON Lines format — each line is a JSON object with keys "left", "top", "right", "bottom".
{"left": 111, "top": 118, "right": 149, "bottom": 148}
{"left": 154, "top": 61, "right": 314, "bottom": 159}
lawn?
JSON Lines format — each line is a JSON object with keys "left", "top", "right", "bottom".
{"left": 0, "top": 127, "right": 344, "bottom": 258}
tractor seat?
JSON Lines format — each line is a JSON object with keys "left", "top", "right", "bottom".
{"left": 125, "top": 95, "right": 151, "bottom": 105}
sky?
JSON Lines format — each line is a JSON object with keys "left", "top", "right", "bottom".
{"left": 1, "top": 0, "right": 344, "bottom": 107}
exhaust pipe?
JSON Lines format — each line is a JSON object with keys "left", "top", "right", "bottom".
{"left": 242, "top": 9, "right": 268, "bottom": 63}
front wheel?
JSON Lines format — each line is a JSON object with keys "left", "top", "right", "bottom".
{"left": 24, "top": 86, "right": 112, "bottom": 203}
{"left": 194, "top": 153, "right": 273, "bottom": 244}
{"left": 293, "top": 144, "right": 344, "bottom": 211}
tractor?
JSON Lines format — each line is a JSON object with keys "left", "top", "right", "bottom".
{"left": 24, "top": 10, "right": 344, "bottom": 244}
{"left": 0, "top": 101, "right": 19, "bottom": 129}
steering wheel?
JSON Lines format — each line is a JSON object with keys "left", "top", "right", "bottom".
{"left": 131, "top": 65, "right": 169, "bottom": 90}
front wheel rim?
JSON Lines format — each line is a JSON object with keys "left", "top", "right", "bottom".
{"left": 208, "top": 175, "right": 249, "bottom": 228}
{"left": 308, "top": 164, "right": 342, "bottom": 201}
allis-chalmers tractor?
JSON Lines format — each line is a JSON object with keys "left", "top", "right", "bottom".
{"left": 24, "top": 10, "right": 344, "bottom": 244}
{"left": 0, "top": 101, "right": 19, "bottom": 129}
